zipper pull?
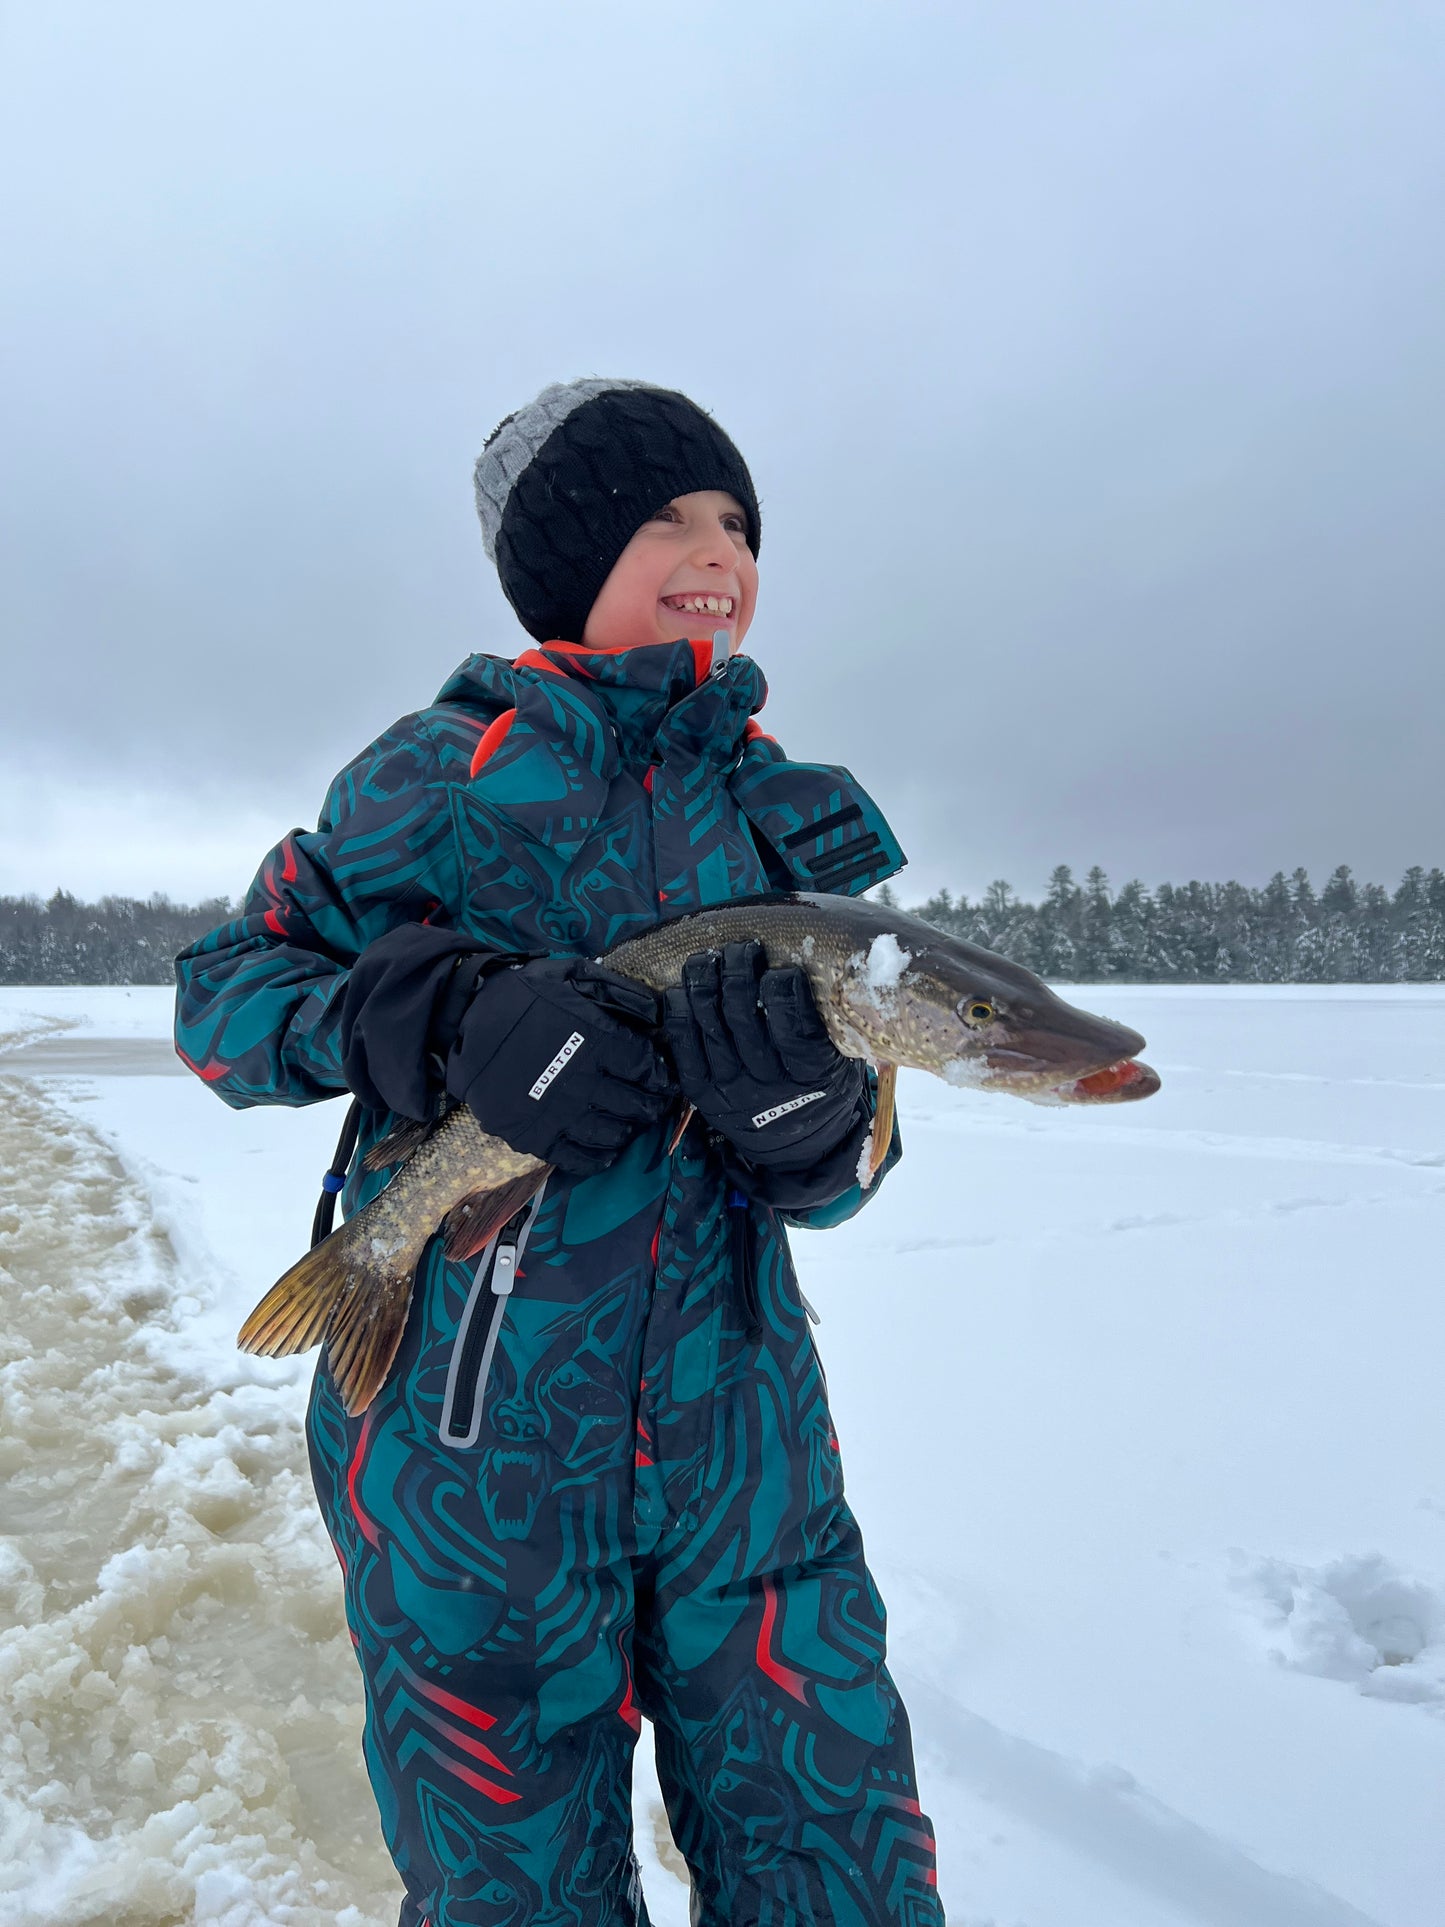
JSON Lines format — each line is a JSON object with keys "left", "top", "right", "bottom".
{"left": 491, "top": 1241, "right": 517, "bottom": 1296}
{"left": 710, "top": 628, "right": 730, "bottom": 678}
{"left": 799, "top": 1290, "right": 821, "bottom": 1326}
{"left": 490, "top": 1206, "right": 532, "bottom": 1296}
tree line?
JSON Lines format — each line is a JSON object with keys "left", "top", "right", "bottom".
{"left": 885, "top": 864, "right": 1445, "bottom": 982}
{"left": 2, "top": 866, "right": 1443, "bottom": 985}
{"left": 0, "top": 891, "right": 234, "bottom": 986}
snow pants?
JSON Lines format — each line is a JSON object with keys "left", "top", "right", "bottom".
{"left": 306, "top": 1141, "right": 942, "bottom": 1926}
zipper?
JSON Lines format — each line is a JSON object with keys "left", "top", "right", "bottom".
{"left": 727, "top": 1187, "right": 762, "bottom": 1334}
{"left": 439, "top": 1186, "right": 545, "bottom": 1449}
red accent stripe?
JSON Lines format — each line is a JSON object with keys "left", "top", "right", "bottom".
{"left": 346, "top": 1411, "right": 381, "bottom": 1549}
{"left": 408, "top": 1733, "right": 522, "bottom": 1804}
{"left": 414, "top": 1705, "right": 512, "bottom": 1775}
{"left": 512, "top": 646, "right": 569, "bottom": 677}
{"left": 263, "top": 908, "right": 286, "bottom": 936}
{"left": 469, "top": 708, "right": 517, "bottom": 778}
{"left": 688, "top": 637, "right": 714, "bottom": 684}
{"left": 444, "top": 1757, "right": 521, "bottom": 1804}
{"left": 517, "top": 637, "right": 725, "bottom": 685}
{"left": 755, "top": 1575, "right": 809, "bottom": 1703}
{"left": 643, "top": 765, "right": 655, "bottom": 793}
{"left": 280, "top": 839, "right": 298, "bottom": 883}
{"left": 410, "top": 1674, "right": 499, "bottom": 1732}
{"left": 618, "top": 1666, "right": 641, "bottom": 1733}
{"left": 174, "top": 1045, "right": 228, "bottom": 1084}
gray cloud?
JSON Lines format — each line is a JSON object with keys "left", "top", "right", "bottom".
{"left": 3, "top": 0, "right": 1442, "bottom": 903}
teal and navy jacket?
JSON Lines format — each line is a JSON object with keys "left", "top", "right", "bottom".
{"left": 174, "top": 635, "right": 905, "bottom": 1551}
{"left": 175, "top": 636, "right": 904, "bottom": 1223}
{"left": 171, "top": 638, "right": 945, "bottom": 1923}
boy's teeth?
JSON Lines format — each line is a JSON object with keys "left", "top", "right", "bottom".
{"left": 666, "top": 594, "right": 733, "bottom": 614}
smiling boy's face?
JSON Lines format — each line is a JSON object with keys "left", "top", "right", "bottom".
{"left": 581, "top": 489, "right": 759, "bottom": 655}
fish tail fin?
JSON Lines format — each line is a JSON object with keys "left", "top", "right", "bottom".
{"left": 321, "top": 1258, "right": 423, "bottom": 1418}
{"left": 237, "top": 1231, "right": 360, "bottom": 1359}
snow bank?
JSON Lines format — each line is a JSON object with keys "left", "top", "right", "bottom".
{"left": 0, "top": 1073, "right": 399, "bottom": 1926}
{"left": 1234, "top": 1552, "right": 1445, "bottom": 1703}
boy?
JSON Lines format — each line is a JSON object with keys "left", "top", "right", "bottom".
{"left": 175, "top": 379, "right": 943, "bottom": 1925}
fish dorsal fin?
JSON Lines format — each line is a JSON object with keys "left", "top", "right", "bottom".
{"left": 362, "top": 1106, "right": 454, "bottom": 1174}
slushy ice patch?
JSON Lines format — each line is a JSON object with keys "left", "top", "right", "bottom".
{"left": 0, "top": 1074, "right": 399, "bottom": 1925}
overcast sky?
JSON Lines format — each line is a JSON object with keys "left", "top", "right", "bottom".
{"left": 3, "top": 0, "right": 1441, "bottom": 906}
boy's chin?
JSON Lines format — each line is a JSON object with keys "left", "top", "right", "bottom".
{"left": 580, "top": 616, "right": 738, "bottom": 653}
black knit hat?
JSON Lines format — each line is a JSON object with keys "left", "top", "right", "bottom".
{"left": 474, "top": 378, "right": 761, "bottom": 643}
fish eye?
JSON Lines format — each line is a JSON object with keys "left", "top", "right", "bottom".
{"left": 960, "top": 999, "right": 995, "bottom": 1027}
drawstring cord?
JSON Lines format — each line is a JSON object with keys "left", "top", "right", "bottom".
{"left": 311, "top": 1097, "right": 362, "bottom": 1248}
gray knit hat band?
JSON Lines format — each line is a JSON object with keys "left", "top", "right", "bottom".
{"left": 473, "top": 378, "right": 761, "bottom": 643}
{"left": 473, "top": 378, "right": 652, "bottom": 563}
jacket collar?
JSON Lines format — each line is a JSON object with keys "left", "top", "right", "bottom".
{"left": 437, "top": 637, "right": 907, "bottom": 895}
{"left": 438, "top": 636, "right": 768, "bottom": 775}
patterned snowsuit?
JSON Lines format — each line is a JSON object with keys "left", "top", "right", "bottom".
{"left": 175, "top": 637, "right": 943, "bottom": 1926}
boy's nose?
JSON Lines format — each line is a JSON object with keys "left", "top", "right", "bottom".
{"left": 689, "top": 528, "right": 738, "bottom": 569}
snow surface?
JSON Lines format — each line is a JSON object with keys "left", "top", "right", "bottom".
{"left": 1, "top": 983, "right": 1443, "bottom": 1926}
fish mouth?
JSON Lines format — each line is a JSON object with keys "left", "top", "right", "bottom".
{"left": 962, "top": 1025, "right": 1160, "bottom": 1103}
{"left": 1049, "top": 1056, "right": 1161, "bottom": 1104}
{"left": 975, "top": 1053, "right": 1160, "bottom": 1105}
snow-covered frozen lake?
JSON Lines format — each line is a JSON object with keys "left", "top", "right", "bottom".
{"left": 1, "top": 983, "right": 1442, "bottom": 1927}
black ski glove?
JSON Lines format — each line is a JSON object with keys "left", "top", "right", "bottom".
{"left": 663, "top": 942, "right": 867, "bottom": 1172}
{"left": 445, "top": 956, "right": 673, "bottom": 1176}
{"left": 340, "top": 923, "right": 500, "bottom": 1121}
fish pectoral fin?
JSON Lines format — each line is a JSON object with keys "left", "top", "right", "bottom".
{"left": 441, "top": 1171, "right": 550, "bottom": 1263}
{"left": 237, "top": 1233, "right": 355, "bottom": 1359}
{"left": 868, "top": 1061, "right": 897, "bottom": 1178}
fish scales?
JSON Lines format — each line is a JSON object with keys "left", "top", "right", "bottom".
{"left": 238, "top": 892, "right": 1161, "bottom": 1414}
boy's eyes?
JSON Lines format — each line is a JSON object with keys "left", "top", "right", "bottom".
{"left": 649, "top": 506, "right": 747, "bottom": 533}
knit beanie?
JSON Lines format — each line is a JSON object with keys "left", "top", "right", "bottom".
{"left": 473, "top": 378, "right": 761, "bottom": 643}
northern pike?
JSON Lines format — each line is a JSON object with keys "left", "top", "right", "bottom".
{"left": 239, "top": 892, "right": 1160, "bottom": 1414}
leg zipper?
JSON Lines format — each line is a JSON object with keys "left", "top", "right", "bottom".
{"left": 439, "top": 1186, "right": 545, "bottom": 1448}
